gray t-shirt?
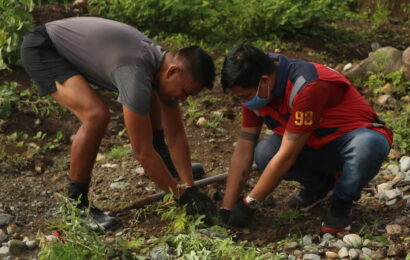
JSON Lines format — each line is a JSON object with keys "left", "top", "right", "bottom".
{"left": 45, "top": 17, "right": 177, "bottom": 114}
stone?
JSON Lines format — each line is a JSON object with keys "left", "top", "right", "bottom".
{"left": 338, "top": 247, "right": 349, "bottom": 258}
{"left": 348, "top": 248, "right": 359, "bottom": 259}
{"left": 24, "top": 239, "right": 37, "bottom": 249}
{"left": 402, "top": 46, "right": 410, "bottom": 80}
{"left": 109, "top": 182, "right": 130, "bottom": 190}
{"left": 101, "top": 163, "right": 117, "bottom": 168}
{"left": 376, "top": 95, "right": 396, "bottom": 108}
{"left": 371, "top": 250, "right": 384, "bottom": 259}
{"left": 293, "top": 250, "right": 303, "bottom": 257}
{"left": 362, "top": 247, "right": 372, "bottom": 257}
{"left": 343, "top": 234, "right": 362, "bottom": 248}
{"left": 385, "top": 199, "right": 397, "bottom": 206}
{"left": 0, "top": 230, "right": 7, "bottom": 243}
{"left": 388, "top": 149, "right": 401, "bottom": 160}
{"left": 5, "top": 223, "right": 17, "bottom": 235}
{"left": 385, "top": 224, "right": 402, "bottom": 234}
{"left": 384, "top": 189, "right": 401, "bottom": 200}
{"left": 334, "top": 239, "right": 346, "bottom": 248}
{"left": 284, "top": 241, "right": 299, "bottom": 250}
{"left": 7, "top": 240, "right": 26, "bottom": 256}
{"left": 407, "top": 197, "right": 410, "bottom": 208}
{"left": 287, "top": 255, "right": 296, "bottom": 260}
{"left": 325, "top": 251, "right": 338, "bottom": 259}
{"left": 344, "top": 47, "right": 403, "bottom": 81}
{"left": 362, "top": 239, "right": 370, "bottom": 247}
{"left": 322, "top": 233, "right": 335, "bottom": 243}
{"left": 387, "top": 164, "right": 400, "bottom": 174}
{"left": 387, "top": 244, "right": 402, "bottom": 257}
{"left": 381, "top": 83, "right": 395, "bottom": 94}
{"left": 0, "top": 215, "right": 13, "bottom": 227}
{"left": 0, "top": 246, "right": 9, "bottom": 255}
{"left": 302, "top": 235, "right": 312, "bottom": 246}
{"left": 401, "top": 95, "right": 410, "bottom": 102}
{"left": 371, "top": 42, "right": 382, "bottom": 52}
{"left": 343, "top": 63, "right": 353, "bottom": 71}
{"left": 196, "top": 117, "right": 207, "bottom": 127}
{"left": 377, "top": 182, "right": 392, "bottom": 193}
{"left": 135, "top": 167, "right": 144, "bottom": 175}
{"left": 302, "top": 253, "right": 320, "bottom": 260}
{"left": 400, "top": 156, "right": 410, "bottom": 172}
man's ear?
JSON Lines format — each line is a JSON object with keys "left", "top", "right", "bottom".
{"left": 166, "top": 65, "right": 180, "bottom": 79}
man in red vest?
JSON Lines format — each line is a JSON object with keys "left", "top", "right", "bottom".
{"left": 218, "top": 44, "right": 392, "bottom": 233}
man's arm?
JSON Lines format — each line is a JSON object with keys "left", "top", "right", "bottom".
{"left": 160, "top": 102, "right": 194, "bottom": 187}
{"left": 248, "top": 130, "right": 311, "bottom": 201}
{"left": 122, "top": 105, "right": 182, "bottom": 196}
{"left": 222, "top": 126, "right": 261, "bottom": 209}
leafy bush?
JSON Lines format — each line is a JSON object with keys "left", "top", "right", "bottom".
{"left": 0, "top": 0, "right": 34, "bottom": 70}
{"left": 89, "top": 0, "right": 355, "bottom": 46}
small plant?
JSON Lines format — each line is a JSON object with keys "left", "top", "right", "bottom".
{"left": 44, "top": 131, "right": 64, "bottom": 151}
{"left": 37, "top": 194, "right": 106, "bottom": 260}
{"left": 184, "top": 97, "right": 204, "bottom": 124}
{"left": 106, "top": 145, "right": 131, "bottom": 159}
{"left": 371, "top": 1, "right": 391, "bottom": 29}
{"left": 0, "top": 81, "right": 19, "bottom": 118}
{"left": 203, "top": 111, "right": 225, "bottom": 129}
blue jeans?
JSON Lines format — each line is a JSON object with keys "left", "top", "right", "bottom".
{"left": 254, "top": 128, "right": 390, "bottom": 201}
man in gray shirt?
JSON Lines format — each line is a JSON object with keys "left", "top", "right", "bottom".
{"left": 21, "top": 17, "right": 216, "bottom": 230}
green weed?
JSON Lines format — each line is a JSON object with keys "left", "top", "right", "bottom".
{"left": 106, "top": 145, "right": 131, "bottom": 159}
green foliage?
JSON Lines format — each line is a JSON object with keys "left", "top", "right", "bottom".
{"left": 89, "top": 0, "right": 355, "bottom": 47}
{"left": 0, "top": 81, "right": 19, "bottom": 118}
{"left": 184, "top": 97, "right": 204, "bottom": 123}
{"left": 0, "top": 0, "right": 34, "bottom": 70}
{"left": 379, "top": 107, "right": 410, "bottom": 154}
{"left": 371, "top": 1, "right": 391, "bottom": 29}
{"left": 38, "top": 195, "right": 106, "bottom": 260}
{"left": 0, "top": 81, "right": 63, "bottom": 118}
{"left": 106, "top": 145, "right": 131, "bottom": 159}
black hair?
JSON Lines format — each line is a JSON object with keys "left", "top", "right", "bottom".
{"left": 176, "top": 46, "right": 215, "bottom": 90}
{"left": 221, "top": 44, "right": 276, "bottom": 91}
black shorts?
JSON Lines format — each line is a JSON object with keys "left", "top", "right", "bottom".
{"left": 20, "top": 25, "right": 79, "bottom": 96}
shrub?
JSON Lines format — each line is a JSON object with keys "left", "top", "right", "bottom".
{"left": 0, "top": 0, "right": 34, "bottom": 70}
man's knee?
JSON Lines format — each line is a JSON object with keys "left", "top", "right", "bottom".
{"left": 84, "top": 106, "right": 110, "bottom": 127}
{"left": 254, "top": 134, "right": 281, "bottom": 170}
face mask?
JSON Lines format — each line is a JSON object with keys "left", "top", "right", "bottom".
{"left": 241, "top": 81, "right": 270, "bottom": 110}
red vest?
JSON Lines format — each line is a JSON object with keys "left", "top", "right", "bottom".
{"left": 255, "top": 54, "right": 392, "bottom": 149}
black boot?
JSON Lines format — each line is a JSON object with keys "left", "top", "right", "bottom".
{"left": 67, "top": 179, "right": 119, "bottom": 231}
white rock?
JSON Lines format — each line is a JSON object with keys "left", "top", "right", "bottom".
{"left": 349, "top": 248, "right": 359, "bottom": 259}
{"left": 338, "top": 247, "right": 349, "bottom": 258}
{"left": 362, "top": 247, "right": 372, "bottom": 257}
{"left": 377, "top": 182, "right": 393, "bottom": 193}
{"left": 385, "top": 199, "right": 397, "bottom": 206}
{"left": 284, "top": 241, "right": 298, "bottom": 250}
{"left": 386, "top": 164, "right": 399, "bottom": 174}
{"left": 385, "top": 224, "right": 402, "bottom": 234}
{"left": 109, "top": 182, "right": 130, "bottom": 190}
{"left": 135, "top": 167, "right": 145, "bottom": 175}
{"left": 302, "top": 253, "right": 320, "bottom": 260}
{"left": 325, "top": 251, "right": 338, "bottom": 259}
{"left": 302, "top": 235, "right": 312, "bottom": 245}
{"left": 196, "top": 117, "right": 207, "bottom": 126}
{"left": 0, "top": 246, "right": 9, "bottom": 255}
{"left": 334, "top": 239, "right": 346, "bottom": 248}
{"left": 343, "top": 234, "right": 363, "bottom": 248}
{"left": 384, "top": 189, "right": 401, "bottom": 200}
{"left": 101, "top": 163, "right": 117, "bottom": 168}
{"left": 25, "top": 239, "right": 37, "bottom": 249}
{"left": 343, "top": 63, "right": 353, "bottom": 71}
{"left": 322, "top": 233, "right": 335, "bottom": 242}
{"left": 400, "top": 156, "right": 410, "bottom": 171}
{"left": 363, "top": 239, "right": 371, "bottom": 247}
{"left": 96, "top": 153, "right": 105, "bottom": 161}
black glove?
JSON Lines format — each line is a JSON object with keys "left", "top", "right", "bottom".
{"left": 177, "top": 186, "right": 216, "bottom": 223}
{"left": 218, "top": 208, "right": 231, "bottom": 226}
{"left": 227, "top": 198, "right": 255, "bottom": 228}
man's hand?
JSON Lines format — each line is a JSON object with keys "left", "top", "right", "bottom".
{"left": 177, "top": 186, "right": 216, "bottom": 223}
{"left": 218, "top": 208, "right": 231, "bottom": 226}
{"left": 227, "top": 198, "right": 255, "bottom": 227}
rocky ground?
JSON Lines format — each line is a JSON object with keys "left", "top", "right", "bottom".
{"left": 0, "top": 2, "right": 410, "bottom": 259}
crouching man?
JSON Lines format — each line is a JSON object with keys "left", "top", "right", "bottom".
{"left": 218, "top": 44, "right": 392, "bottom": 233}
